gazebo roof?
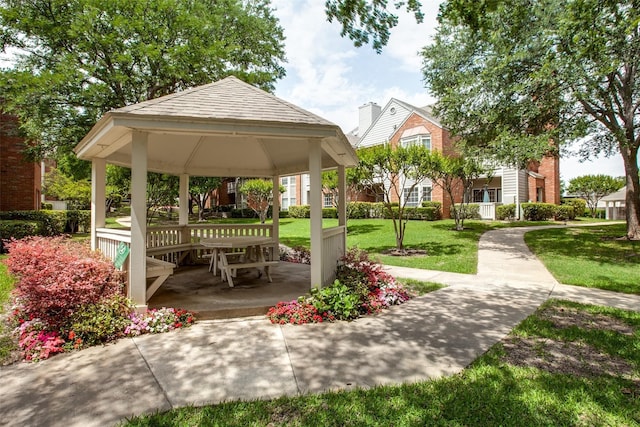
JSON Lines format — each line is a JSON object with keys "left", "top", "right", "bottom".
{"left": 75, "top": 76, "right": 358, "bottom": 177}
{"left": 601, "top": 187, "right": 626, "bottom": 202}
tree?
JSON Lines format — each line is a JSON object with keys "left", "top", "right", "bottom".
{"left": 568, "top": 174, "right": 625, "bottom": 218}
{"left": 321, "top": 168, "right": 367, "bottom": 215}
{"left": 146, "top": 173, "right": 179, "bottom": 224}
{"left": 325, "top": 0, "right": 424, "bottom": 52}
{"left": 239, "top": 179, "right": 284, "bottom": 224}
{"left": 422, "top": 0, "right": 640, "bottom": 239}
{"left": 422, "top": 151, "right": 490, "bottom": 231}
{"left": 356, "top": 143, "right": 432, "bottom": 250}
{"left": 0, "top": 0, "right": 286, "bottom": 162}
{"left": 43, "top": 167, "right": 91, "bottom": 210}
{"left": 190, "top": 176, "right": 223, "bottom": 221}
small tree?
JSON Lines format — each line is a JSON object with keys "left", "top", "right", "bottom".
{"left": 567, "top": 175, "right": 625, "bottom": 218}
{"left": 239, "top": 179, "right": 284, "bottom": 224}
{"left": 189, "top": 176, "right": 223, "bottom": 221}
{"left": 43, "top": 168, "right": 91, "bottom": 210}
{"left": 356, "top": 144, "right": 432, "bottom": 250}
{"left": 146, "top": 173, "right": 179, "bottom": 223}
{"left": 423, "top": 151, "right": 490, "bottom": 231}
{"left": 322, "top": 168, "right": 366, "bottom": 215}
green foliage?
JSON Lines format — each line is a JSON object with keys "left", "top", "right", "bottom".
{"left": 346, "top": 201, "right": 371, "bottom": 219}
{"left": 322, "top": 208, "right": 338, "bottom": 218}
{"left": 568, "top": 175, "right": 625, "bottom": 218}
{"left": 452, "top": 203, "right": 480, "bottom": 220}
{"left": 43, "top": 168, "right": 91, "bottom": 210}
{"left": 190, "top": 176, "right": 223, "bottom": 221}
{"left": 496, "top": 204, "right": 516, "bottom": 220}
{"left": 325, "top": 0, "right": 423, "bottom": 52}
{"left": 521, "top": 203, "right": 557, "bottom": 221}
{"left": 553, "top": 205, "right": 575, "bottom": 221}
{"left": 0, "top": 221, "right": 41, "bottom": 250}
{"left": 310, "top": 281, "right": 361, "bottom": 321}
{"left": 0, "top": 0, "right": 286, "bottom": 160}
{"left": 65, "top": 294, "right": 133, "bottom": 347}
{"left": 239, "top": 179, "right": 284, "bottom": 224}
{"left": 423, "top": 0, "right": 640, "bottom": 238}
{"left": 0, "top": 210, "right": 67, "bottom": 236}
{"left": 421, "top": 201, "right": 442, "bottom": 219}
{"left": 288, "top": 205, "right": 311, "bottom": 219}
{"left": 562, "top": 198, "right": 587, "bottom": 218}
{"left": 383, "top": 206, "right": 440, "bottom": 221}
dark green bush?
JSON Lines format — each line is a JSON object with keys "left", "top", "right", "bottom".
{"left": 521, "top": 203, "right": 556, "bottom": 221}
{"left": 288, "top": 205, "right": 310, "bottom": 218}
{"left": 230, "top": 208, "right": 257, "bottom": 218}
{"left": 496, "top": 204, "right": 517, "bottom": 220}
{"left": 369, "top": 202, "right": 386, "bottom": 218}
{"left": 65, "top": 210, "right": 91, "bottom": 233}
{"left": 278, "top": 210, "right": 289, "bottom": 218}
{"left": 42, "top": 203, "right": 53, "bottom": 210}
{"left": 346, "top": 202, "right": 371, "bottom": 219}
{"left": 563, "top": 198, "right": 587, "bottom": 217}
{"left": 322, "top": 207, "right": 338, "bottom": 218}
{"left": 421, "top": 201, "right": 442, "bottom": 219}
{"left": 553, "top": 205, "right": 575, "bottom": 221}
{"left": 0, "top": 220, "right": 42, "bottom": 252}
{"left": 310, "top": 281, "right": 361, "bottom": 321}
{"left": 381, "top": 206, "right": 440, "bottom": 221}
{"left": 0, "top": 210, "right": 66, "bottom": 236}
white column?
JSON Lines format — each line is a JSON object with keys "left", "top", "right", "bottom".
{"left": 271, "top": 175, "right": 281, "bottom": 262}
{"left": 338, "top": 165, "right": 347, "bottom": 250}
{"left": 309, "top": 140, "right": 323, "bottom": 288}
{"left": 130, "top": 132, "right": 148, "bottom": 309}
{"left": 272, "top": 175, "right": 280, "bottom": 245}
{"left": 179, "top": 174, "right": 189, "bottom": 226}
{"left": 90, "top": 158, "right": 106, "bottom": 251}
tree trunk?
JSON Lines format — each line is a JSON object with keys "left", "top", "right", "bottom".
{"left": 622, "top": 145, "right": 640, "bottom": 240}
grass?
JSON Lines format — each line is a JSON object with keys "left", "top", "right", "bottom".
{"left": 278, "top": 218, "right": 493, "bottom": 274}
{"left": 396, "top": 278, "right": 446, "bottom": 295}
{"left": 0, "top": 255, "right": 18, "bottom": 363}
{"left": 525, "top": 223, "right": 640, "bottom": 294}
{"left": 124, "top": 300, "right": 640, "bottom": 426}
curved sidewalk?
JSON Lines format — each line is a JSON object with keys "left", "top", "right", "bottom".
{"left": 1, "top": 225, "right": 638, "bottom": 427}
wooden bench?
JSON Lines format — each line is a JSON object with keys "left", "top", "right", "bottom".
{"left": 145, "top": 256, "right": 176, "bottom": 301}
{"left": 146, "top": 243, "right": 200, "bottom": 265}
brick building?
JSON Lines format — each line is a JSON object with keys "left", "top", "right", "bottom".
{"left": 0, "top": 111, "right": 42, "bottom": 211}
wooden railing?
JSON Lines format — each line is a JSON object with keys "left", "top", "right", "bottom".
{"left": 96, "top": 224, "right": 274, "bottom": 264}
{"left": 322, "top": 225, "right": 346, "bottom": 286}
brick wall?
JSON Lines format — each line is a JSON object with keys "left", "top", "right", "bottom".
{"left": 0, "top": 112, "right": 41, "bottom": 211}
{"left": 539, "top": 155, "right": 561, "bottom": 205}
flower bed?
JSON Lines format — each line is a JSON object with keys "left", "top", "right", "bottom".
{"left": 267, "top": 249, "right": 413, "bottom": 325}
{"left": 3, "top": 236, "right": 196, "bottom": 362}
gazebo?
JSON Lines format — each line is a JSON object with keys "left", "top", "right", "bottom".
{"left": 74, "top": 76, "right": 358, "bottom": 310}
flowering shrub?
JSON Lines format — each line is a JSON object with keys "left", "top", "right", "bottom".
{"left": 13, "top": 318, "right": 65, "bottom": 362}
{"left": 266, "top": 300, "right": 333, "bottom": 325}
{"left": 125, "top": 307, "right": 195, "bottom": 336}
{"left": 64, "top": 294, "right": 133, "bottom": 347}
{"left": 4, "top": 236, "right": 123, "bottom": 328}
{"left": 268, "top": 248, "right": 414, "bottom": 325}
{"left": 279, "top": 245, "right": 311, "bottom": 264}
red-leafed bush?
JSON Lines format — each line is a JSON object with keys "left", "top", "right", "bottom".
{"left": 4, "top": 236, "right": 124, "bottom": 328}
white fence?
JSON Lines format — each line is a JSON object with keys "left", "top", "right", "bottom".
{"left": 478, "top": 203, "right": 502, "bottom": 220}
{"left": 321, "top": 226, "right": 346, "bottom": 286}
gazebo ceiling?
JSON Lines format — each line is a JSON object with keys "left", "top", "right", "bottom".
{"left": 75, "top": 76, "right": 358, "bottom": 177}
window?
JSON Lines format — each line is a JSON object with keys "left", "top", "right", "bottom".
{"left": 400, "top": 134, "right": 431, "bottom": 150}
{"left": 227, "top": 181, "right": 235, "bottom": 194}
{"left": 280, "top": 176, "right": 297, "bottom": 210}
{"left": 404, "top": 186, "right": 432, "bottom": 207}
{"left": 473, "top": 188, "right": 501, "bottom": 203}
{"left": 323, "top": 193, "right": 334, "bottom": 208}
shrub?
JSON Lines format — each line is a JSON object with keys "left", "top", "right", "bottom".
{"left": 496, "top": 204, "right": 517, "bottom": 220}
{"left": 322, "top": 207, "right": 338, "bottom": 218}
{"left": 4, "top": 236, "right": 124, "bottom": 328}
{"left": 310, "top": 281, "right": 361, "bottom": 321}
{"left": 563, "top": 198, "right": 587, "bottom": 218}
{"left": 453, "top": 203, "right": 481, "bottom": 219}
{"left": 42, "top": 203, "right": 53, "bottom": 210}
{"left": 553, "top": 205, "right": 575, "bottom": 221}
{"left": 13, "top": 319, "right": 65, "bottom": 362}
{"left": 346, "top": 202, "right": 370, "bottom": 219}
{"left": 0, "top": 210, "right": 67, "bottom": 236}
{"left": 267, "top": 300, "right": 331, "bottom": 325}
{"left": 0, "top": 221, "right": 41, "bottom": 252}
{"left": 65, "top": 210, "right": 91, "bottom": 233}
{"left": 521, "top": 203, "right": 556, "bottom": 221}
{"left": 279, "top": 245, "right": 311, "bottom": 264}
{"left": 125, "top": 307, "right": 196, "bottom": 336}
{"left": 421, "top": 201, "right": 443, "bottom": 219}
{"left": 64, "top": 294, "right": 133, "bottom": 347}
{"left": 230, "top": 208, "right": 257, "bottom": 218}
{"left": 287, "top": 205, "right": 310, "bottom": 218}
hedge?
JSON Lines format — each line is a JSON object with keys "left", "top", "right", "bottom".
{"left": 521, "top": 203, "right": 556, "bottom": 221}
{"left": 288, "top": 205, "right": 310, "bottom": 218}
{"left": 421, "top": 201, "right": 442, "bottom": 220}
{"left": 322, "top": 207, "right": 338, "bottom": 218}
{"left": 496, "top": 204, "right": 516, "bottom": 220}
{"left": 0, "top": 210, "right": 91, "bottom": 238}
{"left": 553, "top": 205, "right": 575, "bottom": 221}
{"left": 452, "top": 203, "right": 481, "bottom": 219}
{"left": 563, "top": 198, "right": 587, "bottom": 217}
{"left": 288, "top": 202, "right": 440, "bottom": 221}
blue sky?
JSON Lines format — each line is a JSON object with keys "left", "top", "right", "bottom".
{"left": 271, "top": 0, "right": 628, "bottom": 183}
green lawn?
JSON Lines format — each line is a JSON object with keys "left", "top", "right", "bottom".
{"left": 125, "top": 300, "right": 640, "bottom": 426}
{"left": 278, "top": 218, "right": 493, "bottom": 274}
{"left": 525, "top": 223, "right": 640, "bottom": 294}
{"left": 0, "top": 255, "right": 18, "bottom": 363}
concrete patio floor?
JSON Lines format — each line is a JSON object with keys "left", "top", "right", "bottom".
{"left": 147, "top": 261, "right": 311, "bottom": 319}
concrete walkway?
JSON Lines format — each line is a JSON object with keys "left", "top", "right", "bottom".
{"left": 1, "top": 225, "right": 639, "bottom": 427}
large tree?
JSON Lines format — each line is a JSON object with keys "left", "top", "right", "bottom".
{"left": 0, "top": 0, "right": 286, "bottom": 162}
{"left": 423, "top": 0, "right": 640, "bottom": 239}
{"left": 568, "top": 174, "right": 625, "bottom": 218}
{"left": 189, "top": 176, "right": 223, "bottom": 221}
